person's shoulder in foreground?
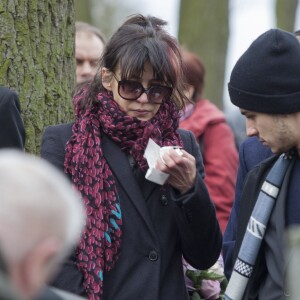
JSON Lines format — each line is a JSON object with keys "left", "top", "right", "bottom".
{"left": 0, "top": 86, "right": 25, "bottom": 149}
{"left": 35, "top": 287, "right": 87, "bottom": 300}
{"left": 0, "top": 150, "right": 85, "bottom": 300}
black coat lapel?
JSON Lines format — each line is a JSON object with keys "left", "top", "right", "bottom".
{"left": 134, "top": 168, "right": 158, "bottom": 201}
{"left": 101, "top": 133, "right": 157, "bottom": 237}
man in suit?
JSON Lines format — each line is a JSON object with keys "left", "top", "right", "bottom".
{"left": 0, "top": 150, "right": 85, "bottom": 300}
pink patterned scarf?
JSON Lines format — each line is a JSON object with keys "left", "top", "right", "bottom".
{"left": 64, "top": 88, "right": 183, "bottom": 299}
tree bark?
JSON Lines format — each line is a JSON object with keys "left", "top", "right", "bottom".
{"left": 178, "top": 0, "right": 229, "bottom": 109}
{"left": 0, "top": 0, "right": 75, "bottom": 154}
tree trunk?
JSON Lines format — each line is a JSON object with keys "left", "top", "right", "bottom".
{"left": 75, "top": 0, "right": 92, "bottom": 23}
{"left": 0, "top": 0, "right": 75, "bottom": 154}
{"left": 276, "top": 0, "right": 299, "bottom": 32}
{"left": 178, "top": 0, "right": 229, "bottom": 109}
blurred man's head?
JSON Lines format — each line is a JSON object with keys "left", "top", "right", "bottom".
{"left": 0, "top": 150, "right": 85, "bottom": 300}
{"left": 228, "top": 29, "right": 300, "bottom": 154}
{"left": 75, "top": 21, "right": 106, "bottom": 85}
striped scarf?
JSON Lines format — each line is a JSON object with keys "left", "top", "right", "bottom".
{"left": 224, "top": 150, "right": 296, "bottom": 300}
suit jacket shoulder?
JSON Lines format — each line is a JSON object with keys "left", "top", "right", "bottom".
{"left": 0, "top": 86, "right": 25, "bottom": 149}
{"left": 41, "top": 123, "right": 73, "bottom": 171}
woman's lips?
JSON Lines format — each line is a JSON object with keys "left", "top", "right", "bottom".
{"left": 133, "top": 110, "right": 150, "bottom": 116}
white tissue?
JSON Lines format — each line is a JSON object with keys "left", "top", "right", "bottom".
{"left": 143, "top": 139, "right": 182, "bottom": 185}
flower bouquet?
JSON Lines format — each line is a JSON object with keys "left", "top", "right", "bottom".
{"left": 183, "top": 255, "right": 228, "bottom": 300}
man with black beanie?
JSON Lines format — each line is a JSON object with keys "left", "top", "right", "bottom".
{"left": 223, "top": 28, "right": 300, "bottom": 300}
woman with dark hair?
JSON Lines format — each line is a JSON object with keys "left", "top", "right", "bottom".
{"left": 41, "top": 15, "right": 222, "bottom": 300}
{"left": 180, "top": 49, "right": 238, "bottom": 234}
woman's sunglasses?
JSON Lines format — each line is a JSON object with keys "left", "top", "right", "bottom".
{"left": 113, "top": 74, "right": 173, "bottom": 104}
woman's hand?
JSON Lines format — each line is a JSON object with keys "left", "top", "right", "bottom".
{"left": 156, "top": 149, "right": 197, "bottom": 194}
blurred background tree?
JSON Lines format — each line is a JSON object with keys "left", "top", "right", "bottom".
{"left": 75, "top": 0, "right": 92, "bottom": 24}
{"left": 75, "top": 0, "right": 133, "bottom": 39}
{"left": 276, "top": 0, "right": 298, "bottom": 32}
{"left": 0, "top": 0, "right": 75, "bottom": 154}
{"left": 177, "top": 0, "right": 299, "bottom": 110}
{"left": 178, "top": 0, "right": 229, "bottom": 110}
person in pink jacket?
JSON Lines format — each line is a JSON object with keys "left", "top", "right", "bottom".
{"left": 180, "top": 49, "right": 238, "bottom": 233}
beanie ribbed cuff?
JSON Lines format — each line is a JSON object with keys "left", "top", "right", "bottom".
{"left": 228, "top": 84, "right": 300, "bottom": 114}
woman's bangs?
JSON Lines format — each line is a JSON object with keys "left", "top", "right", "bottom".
{"left": 151, "top": 53, "right": 177, "bottom": 86}
{"left": 117, "top": 44, "right": 177, "bottom": 87}
{"left": 118, "top": 49, "right": 148, "bottom": 80}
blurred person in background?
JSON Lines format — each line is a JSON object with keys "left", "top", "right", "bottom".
{"left": 75, "top": 21, "right": 106, "bottom": 85}
{"left": 179, "top": 49, "right": 238, "bottom": 234}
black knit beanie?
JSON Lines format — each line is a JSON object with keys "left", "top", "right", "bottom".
{"left": 228, "top": 29, "right": 300, "bottom": 114}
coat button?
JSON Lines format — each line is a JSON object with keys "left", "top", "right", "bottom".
{"left": 160, "top": 195, "right": 168, "bottom": 206}
{"left": 148, "top": 250, "right": 158, "bottom": 261}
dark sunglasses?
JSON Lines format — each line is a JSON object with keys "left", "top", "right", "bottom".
{"left": 112, "top": 74, "right": 173, "bottom": 104}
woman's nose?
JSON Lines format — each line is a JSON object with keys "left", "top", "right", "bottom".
{"left": 136, "top": 91, "right": 149, "bottom": 103}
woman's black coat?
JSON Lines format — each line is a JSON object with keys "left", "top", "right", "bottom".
{"left": 41, "top": 123, "right": 222, "bottom": 300}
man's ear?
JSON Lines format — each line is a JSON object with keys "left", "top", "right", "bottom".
{"left": 20, "top": 237, "right": 61, "bottom": 299}
{"left": 102, "top": 67, "right": 113, "bottom": 91}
